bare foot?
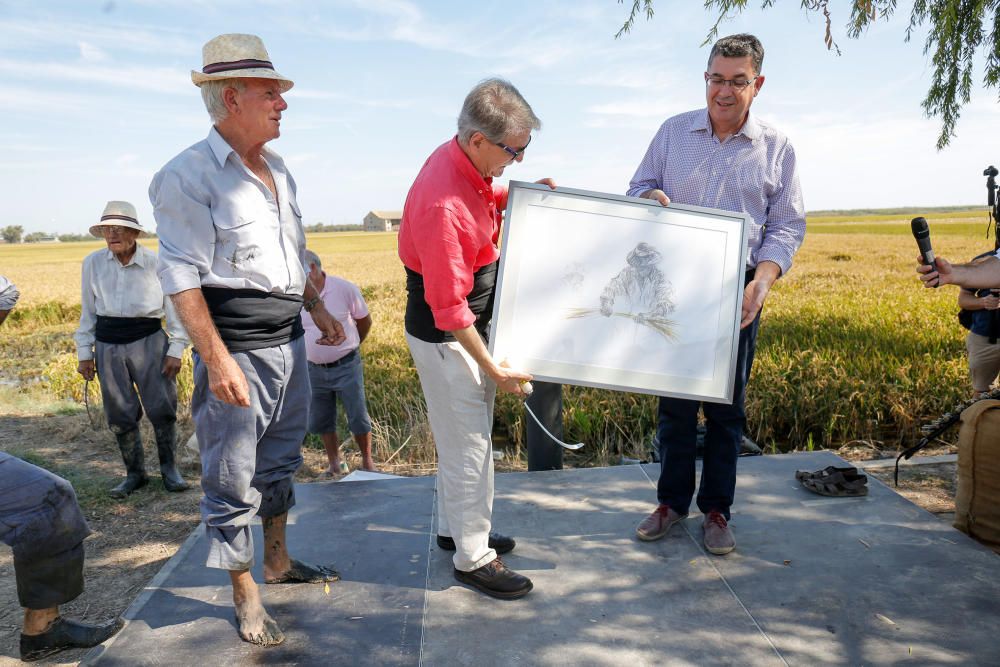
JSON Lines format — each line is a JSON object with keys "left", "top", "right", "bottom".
{"left": 230, "top": 571, "right": 284, "bottom": 646}
{"left": 361, "top": 459, "right": 378, "bottom": 472}
{"left": 234, "top": 604, "right": 284, "bottom": 646}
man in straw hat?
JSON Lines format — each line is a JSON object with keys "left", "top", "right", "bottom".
{"left": 600, "top": 241, "right": 676, "bottom": 321}
{"left": 74, "top": 200, "right": 190, "bottom": 499}
{"left": 150, "top": 33, "right": 344, "bottom": 646}
{"left": 399, "top": 78, "right": 554, "bottom": 600}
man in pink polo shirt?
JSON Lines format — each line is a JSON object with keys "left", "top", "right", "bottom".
{"left": 398, "top": 78, "right": 554, "bottom": 600}
{"left": 302, "top": 250, "right": 376, "bottom": 476}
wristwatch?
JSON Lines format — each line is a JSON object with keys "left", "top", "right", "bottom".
{"left": 303, "top": 296, "right": 320, "bottom": 312}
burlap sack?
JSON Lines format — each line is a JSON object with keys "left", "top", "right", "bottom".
{"left": 954, "top": 399, "right": 1000, "bottom": 552}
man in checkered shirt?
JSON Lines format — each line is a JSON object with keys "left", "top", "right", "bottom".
{"left": 628, "top": 33, "right": 805, "bottom": 555}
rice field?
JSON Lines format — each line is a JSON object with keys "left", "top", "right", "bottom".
{"left": 1, "top": 211, "right": 994, "bottom": 462}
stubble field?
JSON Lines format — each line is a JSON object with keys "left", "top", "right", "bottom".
{"left": 1, "top": 212, "right": 992, "bottom": 462}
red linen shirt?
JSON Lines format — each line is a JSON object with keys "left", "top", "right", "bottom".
{"left": 398, "top": 137, "right": 509, "bottom": 332}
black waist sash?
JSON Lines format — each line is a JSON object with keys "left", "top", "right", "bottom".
{"left": 202, "top": 287, "right": 304, "bottom": 352}
{"left": 405, "top": 261, "right": 497, "bottom": 343}
{"left": 95, "top": 316, "right": 161, "bottom": 344}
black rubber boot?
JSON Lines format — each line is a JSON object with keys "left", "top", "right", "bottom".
{"left": 109, "top": 429, "right": 148, "bottom": 499}
{"left": 154, "top": 422, "right": 189, "bottom": 492}
{"left": 20, "top": 616, "right": 124, "bottom": 662}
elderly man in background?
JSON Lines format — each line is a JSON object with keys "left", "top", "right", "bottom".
{"left": 74, "top": 201, "right": 190, "bottom": 499}
{"left": 150, "top": 33, "right": 343, "bottom": 647}
{"left": 302, "top": 249, "right": 377, "bottom": 476}
{"left": 1, "top": 280, "right": 123, "bottom": 661}
{"left": 399, "top": 78, "right": 554, "bottom": 599}
{"left": 628, "top": 34, "right": 805, "bottom": 554}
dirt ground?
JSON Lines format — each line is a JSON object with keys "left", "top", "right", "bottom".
{"left": 0, "top": 412, "right": 965, "bottom": 666}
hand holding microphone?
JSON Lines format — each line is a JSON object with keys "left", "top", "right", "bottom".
{"left": 912, "top": 216, "right": 941, "bottom": 288}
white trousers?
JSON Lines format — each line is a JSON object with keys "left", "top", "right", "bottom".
{"left": 406, "top": 332, "right": 497, "bottom": 571}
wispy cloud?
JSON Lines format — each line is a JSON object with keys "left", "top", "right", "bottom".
{"left": 0, "top": 17, "right": 201, "bottom": 55}
{"left": 78, "top": 41, "right": 110, "bottom": 63}
{"left": 292, "top": 88, "right": 413, "bottom": 109}
{"left": 0, "top": 58, "right": 190, "bottom": 94}
{"left": 280, "top": 0, "right": 485, "bottom": 57}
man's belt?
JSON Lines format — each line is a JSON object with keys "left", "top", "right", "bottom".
{"left": 309, "top": 349, "right": 358, "bottom": 369}
{"left": 95, "top": 316, "right": 161, "bottom": 344}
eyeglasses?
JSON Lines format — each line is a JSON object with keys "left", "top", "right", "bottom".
{"left": 495, "top": 134, "right": 531, "bottom": 160}
{"left": 101, "top": 225, "right": 130, "bottom": 236}
{"left": 705, "top": 75, "right": 758, "bottom": 90}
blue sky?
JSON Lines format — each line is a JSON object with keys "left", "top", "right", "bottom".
{"left": 4, "top": 0, "right": 1000, "bottom": 234}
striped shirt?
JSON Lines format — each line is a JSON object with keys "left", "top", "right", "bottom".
{"left": 627, "top": 108, "right": 805, "bottom": 275}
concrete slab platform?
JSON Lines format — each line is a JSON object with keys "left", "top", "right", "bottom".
{"left": 83, "top": 452, "right": 999, "bottom": 666}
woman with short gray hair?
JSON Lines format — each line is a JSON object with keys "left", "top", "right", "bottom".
{"left": 457, "top": 77, "right": 541, "bottom": 143}
{"left": 398, "top": 78, "right": 554, "bottom": 600}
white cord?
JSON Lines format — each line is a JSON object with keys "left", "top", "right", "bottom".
{"left": 523, "top": 396, "right": 585, "bottom": 451}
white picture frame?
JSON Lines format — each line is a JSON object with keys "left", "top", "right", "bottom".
{"left": 488, "top": 181, "right": 750, "bottom": 403}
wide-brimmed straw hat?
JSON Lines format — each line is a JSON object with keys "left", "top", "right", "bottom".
{"left": 90, "top": 201, "right": 144, "bottom": 238}
{"left": 191, "top": 34, "right": 293, "bottom": 92}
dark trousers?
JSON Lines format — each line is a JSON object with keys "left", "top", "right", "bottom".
{"left": 95, "top": 329, "right": 177, "bottom": 434}
{"left": 0, "top": 452, "right": 91, "bottom": 609}
{"left": 655, "top": 307, "right": 761, "bottom": 520}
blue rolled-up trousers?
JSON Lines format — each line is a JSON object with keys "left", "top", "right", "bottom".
{"left": 192, "top": 336, "right": 307, "bottom": 571}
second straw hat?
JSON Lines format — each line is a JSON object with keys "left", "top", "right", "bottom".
{"left": 90, "top": 201, "right": 144, "bottom": 238}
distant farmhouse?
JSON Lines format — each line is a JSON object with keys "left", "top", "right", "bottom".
{"left": 364, "top": 210, "right": 402, "bottom": 232}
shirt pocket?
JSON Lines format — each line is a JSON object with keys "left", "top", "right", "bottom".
{"left": 212, "top": 193, "right": 278, "bottom": 276}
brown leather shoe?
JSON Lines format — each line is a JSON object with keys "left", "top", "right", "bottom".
{"left": 453, "top": 557, "right": 533, "bottom": 599}
{"left": 703, "top": 510, "right": 735, "bottom": 555}
{"left": 635, "top": 504, "right": 686, "bottom": 541}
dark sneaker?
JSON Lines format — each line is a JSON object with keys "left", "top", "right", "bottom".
{"left": 635, "top": 504, "right": 686, "bottom": 541}
{"left": 703, "top": 510, "right": 735, "bottom": 555}
{"left": 453, "top": 558, "right": 533, "bottom": 599}
{"left": 437, "top": 531, "right": 515, "bottom": 555}
{"left": 20, "top": 616, "right": 124, "bottom": 662}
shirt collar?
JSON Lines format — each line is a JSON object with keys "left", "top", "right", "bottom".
{"left": 446, "top": 136, "right": 493, "bottom": 190}
{"left": 691, "top": 108, "right": 761, "bottom": 142}
{"left": 207, "top": 126, "right": 235, "bottom": 168}
{"left": 207, "top": 126, "right": 280, "bottom": 170}
{"left": 103, "top": 244, "right": 144, "bottom": 267}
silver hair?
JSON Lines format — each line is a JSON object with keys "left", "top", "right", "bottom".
{"left": 457, "top": 78, "right": 541, "bottom": 144}
{"left": 200, "top": 78, "right": 247, "bottom": 123}
{"left": 708, "top": 33, "right": 764, "bottom": 75}
{"left": 302, "top": 249, "right": 322, "bottom": 272}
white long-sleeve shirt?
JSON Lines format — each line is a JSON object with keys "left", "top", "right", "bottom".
{"left": 73, "top": 245, "right": 189, "bottom": 361}
{"left": 149, "top": 127, "right": 307, "bottom": 296}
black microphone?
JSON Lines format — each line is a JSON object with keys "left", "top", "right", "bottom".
{"left": 911, "top": 216, "right": 938, "bottom": 288}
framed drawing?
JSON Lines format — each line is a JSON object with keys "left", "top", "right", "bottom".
{"left": 488, "top": 181, "right": 750, "bottom": 403}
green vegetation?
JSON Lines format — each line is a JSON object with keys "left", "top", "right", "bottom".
{"left": 1, "top": 228, "right": 988, "bottom": 465}
{"left": 807, "top": 209, "right": 995, "bottom": 237}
